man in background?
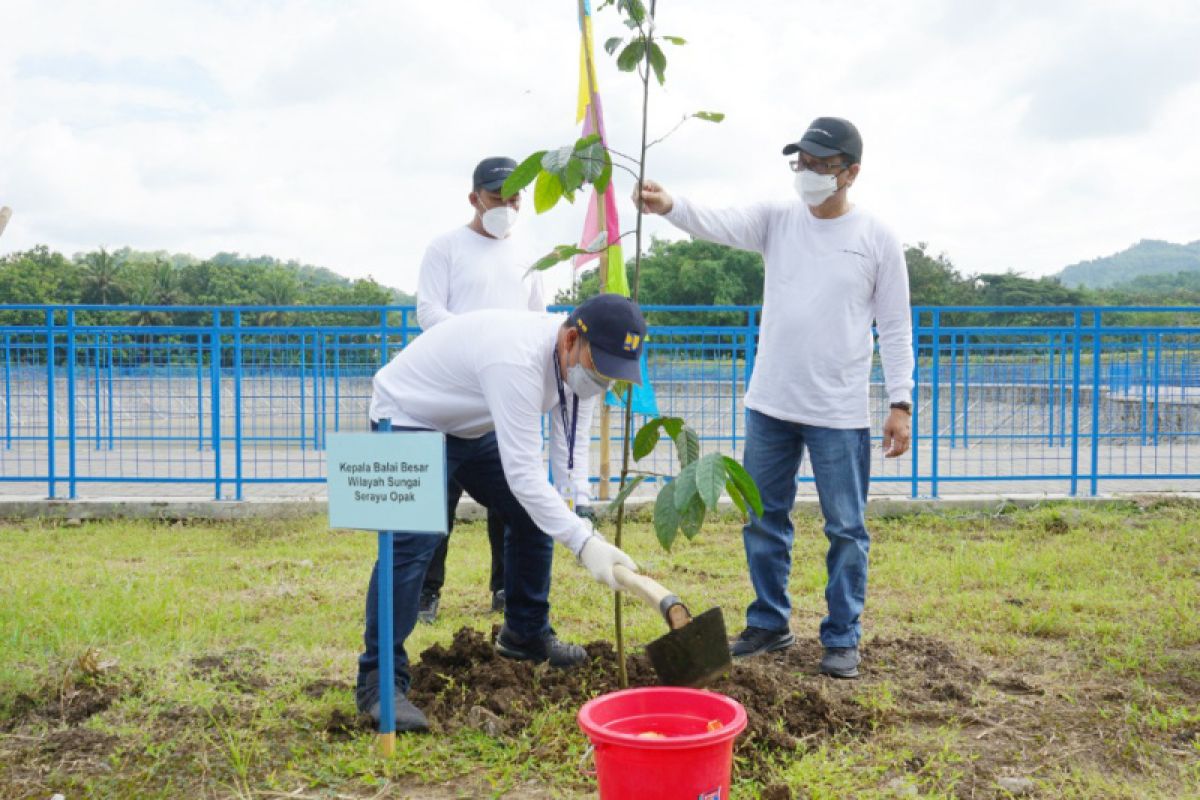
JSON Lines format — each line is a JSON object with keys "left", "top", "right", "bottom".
{"left": 413, "top": 157, "right": 594, "bottom": 623}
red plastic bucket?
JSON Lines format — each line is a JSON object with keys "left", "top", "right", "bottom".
{"left": 578, "top": 687, "right": 748, "bottom": 800}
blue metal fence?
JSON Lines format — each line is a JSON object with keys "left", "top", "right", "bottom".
{"left": 3, "top": 303, "right": 1200, "bottom": 500}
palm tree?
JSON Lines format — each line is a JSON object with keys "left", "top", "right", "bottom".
{"left": 255, "top": 268, "right": 299, "bottom": 325}
{"left": 81, "top": 248, "right": 125, "bottom": 304}
{"left": 149, "top": 258, "right": 180, "bottom": 306}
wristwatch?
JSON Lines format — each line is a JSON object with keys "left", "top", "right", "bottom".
{"left": 889, "top": 401, "right": 912, "bottom": 415}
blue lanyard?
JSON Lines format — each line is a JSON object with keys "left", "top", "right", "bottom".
{"left": 552, "top": 353, "right": 580, "bottom": 473}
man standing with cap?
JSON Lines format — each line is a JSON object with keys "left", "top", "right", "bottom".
{"left": 355, "top": 293, "right": 646, "bottom": 730}
{"left": 633, "top": 117, "right": 913, "bottom": 679}
{"left": 414, "top": 156, "right": 595, "bottom": 623}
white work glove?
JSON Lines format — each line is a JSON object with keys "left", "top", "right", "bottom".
{"left": 577, "top": 534, "right": 638, "bottom": 591}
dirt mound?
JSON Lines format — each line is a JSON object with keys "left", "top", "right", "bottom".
{"left": 407, "top": 626, "right": 658, "bottom": 735}
{"left": 189, "top": 647, "right": 268, "bottom": 693}
{"left": 0, "top": 659, "right": 130, "bottom": 795}
{"left": 397, "top": 626, "right": 988, "bottom": 768}
{"left": 2, "top": 671, "right": 130, "bottom": 732}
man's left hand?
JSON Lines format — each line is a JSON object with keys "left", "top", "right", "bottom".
{"left": 882, "top": 408, "right": 911, "bottom": 458}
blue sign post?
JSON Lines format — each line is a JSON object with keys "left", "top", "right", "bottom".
{"left": 327, "top": 424, "right": 447, "bottom": 755}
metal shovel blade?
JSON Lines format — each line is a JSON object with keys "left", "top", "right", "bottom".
{"left": 645, "top": 607, "right": 731, "bottom": 688}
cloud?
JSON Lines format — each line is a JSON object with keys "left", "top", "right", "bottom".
{"left": 1018, "top": 13, "right": 1200, "bottom": 140}
{"left": 16, "top": 52, "right": 228, "bottom": 108}
{"left": 0, "top": 0, "right": 1198, "bottom": 293}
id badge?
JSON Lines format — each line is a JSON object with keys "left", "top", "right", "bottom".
{"left": 561, "top": 479, "right": 575, "bottom": 511}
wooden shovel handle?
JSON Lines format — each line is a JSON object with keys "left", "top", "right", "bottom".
{"left": 612, "top": 565, "right": 692, "bottom": 629}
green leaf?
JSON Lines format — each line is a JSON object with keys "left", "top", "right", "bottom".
{"left": 693, "top": 111, "right": 725, "bottom": 123}
{"left": 695, "top": 453, "right": 726, "bottom": 510}
{"left": 662, "top": 35, "right": 686, "bottom": 45}
{"left": 660, "top": 417, "right": 684, "bottom": 440}
{"left": 672, "top": 424, "right": 700, "bottom": 469}
{"left": 562, "top": 156, "right": 586, "bottom": 196}
{"left": 541, "top": 145, "right": 574, "bottom": 174}
{"left": 527, "top": 244, "right": 588, "bottom": 273}
{"left": 679, "top": 493, "right": 706, "bottom": 540}
{"left": 601, "top": 474, "right": 647, "bottom": 518}
{"left": 594, "top": 148, "right": 613, "bottom": 194}
{"left": 672, "top": 461, "right": 698, "bottom": 512}
{"left": 632, "top": 416, "right": 685, "bottom": 461}
{"left": 632, "top": 420, "right": 662, "bottom": 461}
{"left": 574, "top": 133, "right": 602, "bottom": 151}
{"left": 603, "top": 37, "right": 624, "bottom": 56}
{"left": 647, "top": 42, "right": 667, "bottom": 85}
{"left": 722, "top": 456, "right": 763, "bottom": 516}
{"left": 725, "top": 478, "right": 748, "bottom": 517}
{"left": 616, "top": 39, "right": 645, "bottom": 72}
{"left": 502, "top": 151, "right": 546, "bottom": 198}
{"left": 533, "top": 170, "right": 564, "bottom": 214}
{"left": 618, "top": 0, "right": 646, "bottom": 24}
{"left": 577, "top": 141, "right": 607, "bottom": 183}
{"left": 653, "top": 481, "right": 681, "bottom": 551}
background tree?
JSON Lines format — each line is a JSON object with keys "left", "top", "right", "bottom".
{"left": 80, "top": 248, "right": 126, "bottom": 305}
{"left": 904, "top": 243, "right": 972, "bottom": 307}
{"left": 562, "top": 238, "right": 764, "bottom": 326}
{"left": 253, "top": 266, "right": 300, "bottom": 326}
{"left": 0, "top": 246, "right": 81, "bottom": 324}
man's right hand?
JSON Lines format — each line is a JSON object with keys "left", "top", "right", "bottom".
{"left": 632, "top": 180, "right": 673, "bottom": 215}
{"left": 578, "top": 534, "right": 638, "bottom": 591}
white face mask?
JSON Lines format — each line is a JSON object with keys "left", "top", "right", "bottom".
{"left": 794, "top": 170, "right": 839, "bottom": 207}
{"left": 478, "top": 203, "right": 519, "bottom": 238}
{"left": 566, "top": 362, "right": 610, "bottom": 398}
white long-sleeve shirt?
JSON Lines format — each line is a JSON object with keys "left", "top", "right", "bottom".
{"left": 414, "top": 224, "right": 591, "bottom": 501}
{"left": 665, "top": 197, "right": 914, "bottom": 428}
{"left": 369, "top": 311, "right": 593, "bottom": 555}
{"left": 416, "top": 226, "right": 544, "bottom": 329}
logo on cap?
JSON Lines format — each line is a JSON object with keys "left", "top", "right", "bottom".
{"left": 623, "top": 332, "right": 641, "bottom": 352}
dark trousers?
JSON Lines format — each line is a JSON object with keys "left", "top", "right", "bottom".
{"left": 357, "top": 427, "right": 555, "bottom": 693}
{"left": 421, "top": 483, "right": 507, "bottom": 596}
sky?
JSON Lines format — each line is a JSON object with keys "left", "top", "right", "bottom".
{"left": 2, "top": 0, "right": 1198, "bottom": 299}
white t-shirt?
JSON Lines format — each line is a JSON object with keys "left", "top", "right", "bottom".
{"left": 414, "top": 223, "right": 591, "bottom": 501}
{"left": 416, "top": 226, "right": 544, "bottom": 328}
{"left": 369, "top": 311, "right": 593, "bottom": 555}
{"left": 665, "top": 197, "right": 914, "bottom": 428}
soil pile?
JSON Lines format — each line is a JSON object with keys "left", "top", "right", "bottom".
{"left": 402, "top": 625, "right": 988, "bottom": 769}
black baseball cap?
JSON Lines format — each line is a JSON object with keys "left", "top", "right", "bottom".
{"left": 782, "top": 117, "right": 862, "bottom": 163}
{"left": 566, "top": 294, "right": 647, "bottom": 384}
{"left": 473, "top": 157, "right": 517, "bottom": 191}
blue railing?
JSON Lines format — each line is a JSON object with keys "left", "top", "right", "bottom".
{"left": 3, "top": 303, "right": 1200, "bottom": 500}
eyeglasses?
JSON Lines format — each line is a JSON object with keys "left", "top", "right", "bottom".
{"left": 788, "top": 157, "right": 849, "bottom": 176}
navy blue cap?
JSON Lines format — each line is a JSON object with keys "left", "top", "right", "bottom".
{"left": 782, "top": 117, "right": 863, "bottom": 163}
{"left": 567, "top": 294, "right": 647, "bottom": 384}
{"left": 472, "top": 157, "right": 517, "bottom": 191}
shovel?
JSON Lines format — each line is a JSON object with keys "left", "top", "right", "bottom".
{"left": 612, "top": 564, "right": 732, "bottom": 687}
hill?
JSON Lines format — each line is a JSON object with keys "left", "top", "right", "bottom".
{"left": 1057, "top": 239, "right": 1200, "bottom": 289}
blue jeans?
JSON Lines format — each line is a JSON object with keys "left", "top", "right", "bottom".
{"left": 741, "top": 408, "right": 871, "bottom": 648}
{"left": 357, "top": 425, "right": 555, "bottom": 693}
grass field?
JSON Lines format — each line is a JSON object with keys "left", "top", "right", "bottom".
{"left": 1, "top": 498, "right": 1198, "bottom": 798}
